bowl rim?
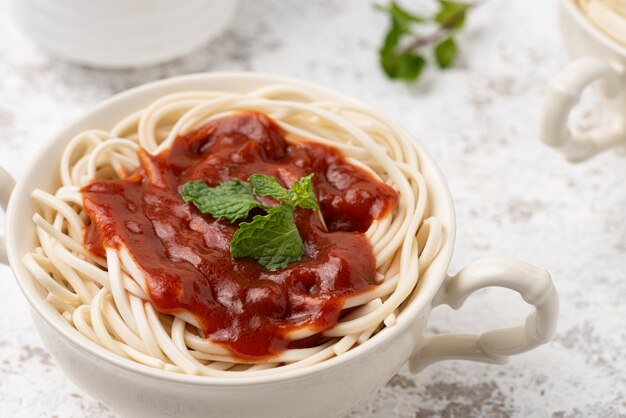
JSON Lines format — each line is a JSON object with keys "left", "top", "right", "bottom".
{"left": 561, "top": 0, "right": 626, "bottom": 58}
{"left": 6, "top": 72, "right": 456, "bottom": 386}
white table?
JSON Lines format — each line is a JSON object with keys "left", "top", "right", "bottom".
{"left": 1, "top": 1, "right": 625, "bottom": 416}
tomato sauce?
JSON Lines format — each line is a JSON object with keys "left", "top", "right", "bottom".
{"left": 82, "top": 112, "right": 398, "bottom": 360}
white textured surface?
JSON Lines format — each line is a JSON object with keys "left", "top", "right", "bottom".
{"left": 0, "top": 0, "right": 625, "bottom": 417}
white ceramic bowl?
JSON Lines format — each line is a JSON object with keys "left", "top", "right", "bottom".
{"left": 12, "top": 0, "right": 239, "bottom": 68}
{"left": 0, "top": 73, "right": 559, "bottom": 418}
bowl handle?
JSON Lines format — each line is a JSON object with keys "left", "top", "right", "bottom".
{"left": 409, "top": 258, "right": 559, "bottom": 373}
{"left": 540, "top": 56, "right": 626, "bottom": 162}
{"left": 0, "top": 167, "right": 15, "bottom": 265}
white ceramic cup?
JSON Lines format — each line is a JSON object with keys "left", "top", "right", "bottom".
{"left": 0, "top": 73, "right": 559, "bottom": 418}
{"left": 11, "top": 0, "right": 239, "bottom": 68}
{"left": 541, "top": 0, "right": 626, "bottom": 162}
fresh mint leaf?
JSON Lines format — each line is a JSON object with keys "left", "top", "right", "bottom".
{"left": 435, "top": 0, "right": 470, "bottom": 29}
{"left": 375, "top": 2, "right": 425, "bottom": 27}
{"left": 434, "top": 37, "right": 457, "bottom": 68}
{"left": 381, "top": 51, "right": 426, "bottom": 81}
{"left": 377, "top": 1, "right": 429, "bottom": 81}
{"left": 249, "top": 173, "right": 319, "bottom": 210}
{"left": 230, "top": 205, "right": 305, "bottom": 270}
{"left": 389, "top": 2, "right": 425, "bottom": 27}
{"left": 181, "top": 179, "right": 268, "bottom": 223}
{"left": 249, "top": 174, "right": 290, "bottom": 201}
{"left": 381, "top": 22, "right": 405, "bottom": 56}
{"left": 379, "top": 2, "right": 425, "bottom": 68}
{"left": 289, "top": 173, "right": 319, "bottom": 210}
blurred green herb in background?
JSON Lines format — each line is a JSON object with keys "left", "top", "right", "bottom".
{"left": 376, "top": 0, "right": 477, "bottom": 81}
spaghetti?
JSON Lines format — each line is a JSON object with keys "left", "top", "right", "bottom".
{"left": 577, "top": 0, "right": 626, "bottom": 45}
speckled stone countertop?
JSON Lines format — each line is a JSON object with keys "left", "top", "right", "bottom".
{"left": 0, "top": 0, "right": 625, "bottom": 417}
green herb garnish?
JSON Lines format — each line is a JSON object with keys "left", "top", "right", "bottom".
{"left": 230, "top": 204, "right": 304, "bottom": 270}
{"left": 289, "top": 174, "right": 319, "bottom": 210}
{"left": 181, "top": 174, "right": 319, "bottom": 270}
{"left": 376, "top": 0, "right": 477, "bottom": 82}
{"left": 181, "top": 179, "right": 268, "bottom": 223}
{"left": 249, "top": 174, "right": 290, "bottom": 201}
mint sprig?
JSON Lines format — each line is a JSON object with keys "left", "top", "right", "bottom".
{"left": 249, "top": 173, "right": 319, "bottom": 210}
{"left": 230, "top": 205, "right": 304, "bottom": 270}
{"left": 376, "top": 0, "right": 478, "bottom": 82}
{"left": 181, "top": 174, "right": 319, "bottom": 270}
{"left": 249, "top": 174, "right": 290, "bottom": 201}
{"left": 290, "top": 174, "right": 319, "bottom": 210}
{"left": 181, "top": 179, "right": 268, "bottom": 223}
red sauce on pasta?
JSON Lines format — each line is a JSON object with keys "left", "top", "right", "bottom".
{"left": 82, "top": 112, "right": 398, "bottom": 360}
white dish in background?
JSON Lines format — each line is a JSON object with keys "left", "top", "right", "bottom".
{"left": 541, "top": 0, "right": 626, "bottom": 161}
{"left": 12, "top": 0, "right": 239, "bottom": 68}
{"left": 0, "top": 73, "right": 558, "bottom": 418}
